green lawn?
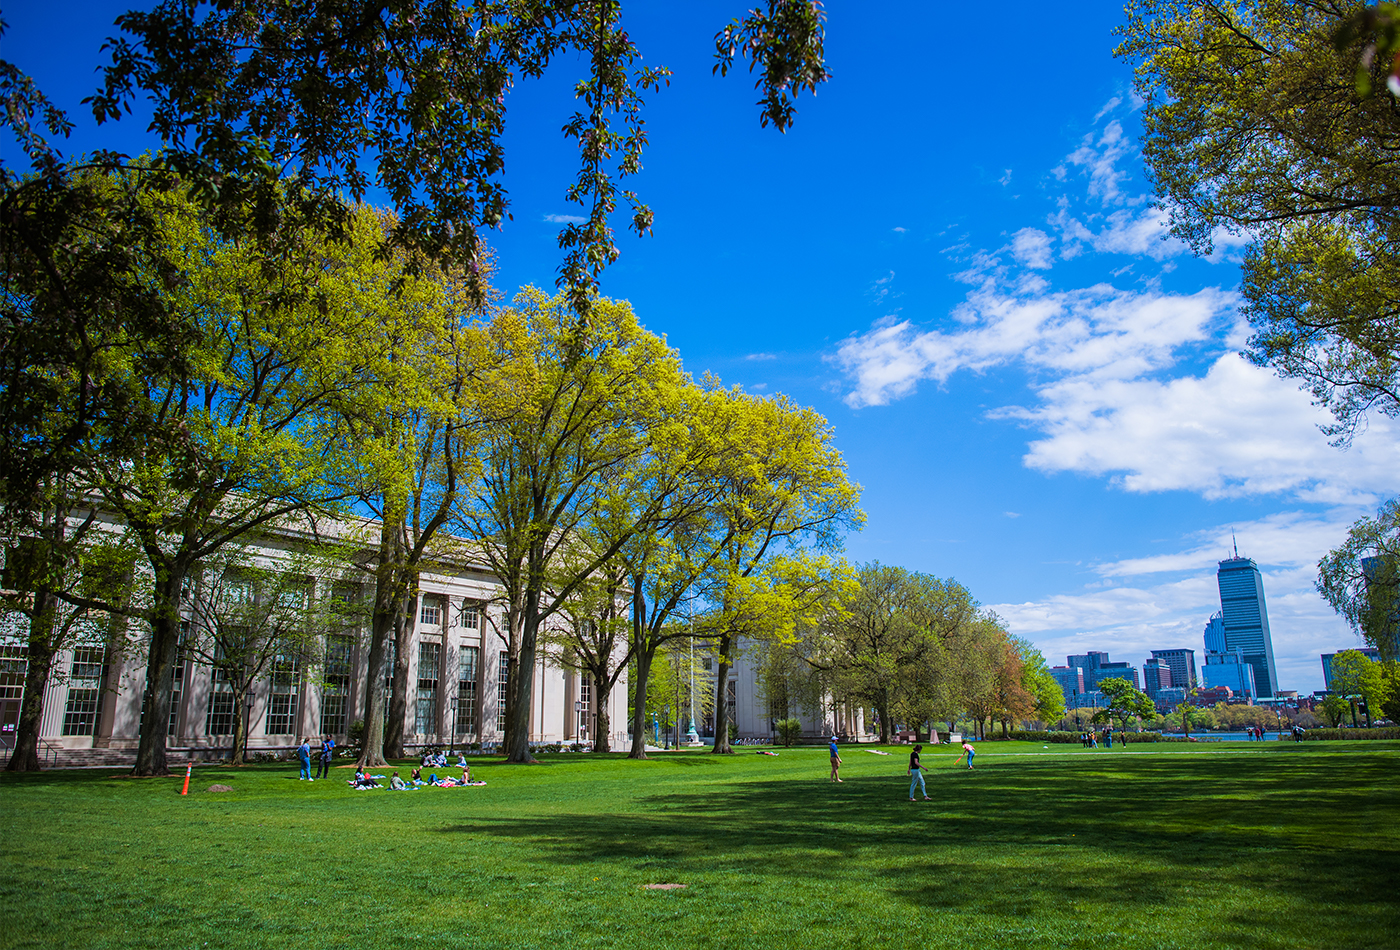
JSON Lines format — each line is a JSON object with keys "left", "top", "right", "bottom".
{"left": 1, "top": 741, "right": 1396, "bottom": 950}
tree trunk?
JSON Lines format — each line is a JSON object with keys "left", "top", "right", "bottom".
{"left": 628, "top": 644, "right": 655, "bottom": 759}
{"left": 384, "top": 593, "right": 414, "bottom": 759}
{"left": 593, "top": 674, "right": 610, "bottom": 753}
{"left": 711, "top": 634, "right": 734, "bottom": 754}
{"left": 5, "top": 598, "right": 57, "bottom": 772}
{"left": 359, "top": 519, "right": 400, "bottom": 768}
{"left": 133, "top": 564, "right": 186, "bottom": 776}
{"left": 875, "top": 700, "right": 891, "bottom": 744}
{"left": 504, "top": 586, "right": 539, "bottom": 764}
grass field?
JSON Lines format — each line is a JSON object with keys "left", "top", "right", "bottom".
{"left": 2, "top": 741, "right": 1396, "bottom": 950}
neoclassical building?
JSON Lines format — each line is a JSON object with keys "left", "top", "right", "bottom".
{"left": 0, "top": 525, "right": 628, "bottom": 767}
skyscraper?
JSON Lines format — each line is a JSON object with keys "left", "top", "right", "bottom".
{"left": 1216, "top": 555, "right": 1279, "bottom": 698}
{"left": 1149, "top": 648, "right": 1198, "bottom": 690}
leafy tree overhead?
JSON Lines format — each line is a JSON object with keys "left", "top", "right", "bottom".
{"left": 80, "top": 0, "right": 830, "bottom": 311}
{"left": 1318, "top": 497, "right": 1400, "bottom": 660}
{"left": 1118, "top": 0, "right": 1400, "bottom": 444}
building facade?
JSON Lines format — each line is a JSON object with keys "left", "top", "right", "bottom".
{"left": 0, "top": 527, "right": 628, "bottom": 766}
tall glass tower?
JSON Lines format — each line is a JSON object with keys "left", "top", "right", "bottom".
{"left": 1216, "top": 555, "right": 1279, "bottom": 698}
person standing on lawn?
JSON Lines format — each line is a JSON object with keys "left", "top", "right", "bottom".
{"left": 908, "top": 744, "right": 931, "bottom": 801}
{"left": 954, "top": 739, "right": 975, "bottom": 770}
{"left": 829, "top": 736, "right": 843, "bottom": 782}
{"left": 315, "top": 734, "right": 335, "bottom": 779}
{"left": 297, "top": 737, "right": 312, "bottom": 781}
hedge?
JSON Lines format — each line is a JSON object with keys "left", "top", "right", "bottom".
{"left": 1300, "top": 727, "right": 1400, "bottom": 741}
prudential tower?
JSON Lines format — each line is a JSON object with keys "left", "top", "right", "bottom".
{"left": 1216, "top": 551, "right": 1280, "bottom": 698}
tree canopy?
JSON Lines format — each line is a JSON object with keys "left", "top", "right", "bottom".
{"left": 1118, "top": 0, "right": 1400, "bottom": 443}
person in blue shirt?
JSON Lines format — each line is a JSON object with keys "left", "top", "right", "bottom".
{"left": 828, "top": 736, "right": 843, "bottom": 782}
{"left": 315, "top": 734, "right": 335, "bottom": 779}
{"left": 296, "top": 737, "right": 312, "bottom": 781}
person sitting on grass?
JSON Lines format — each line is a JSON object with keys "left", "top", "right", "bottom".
{"left": 390, "top": 772, "right": 407, "bottom": 790}
{"left": 410, "top": 767, "right": 425, "bottom": 786}
{"left": 349, "top": 769, "right": 379, "bottom": 789}
{"left": 460, "top": 764, "right": 471, "bottom": 784}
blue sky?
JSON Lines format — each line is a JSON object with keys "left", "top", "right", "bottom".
{"left": 10, "top": 1, "right": 1399, "bottom": 693}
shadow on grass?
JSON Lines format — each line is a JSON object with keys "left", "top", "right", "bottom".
{"left": 436, "top": 751, "right": 1399, "bottom": 927}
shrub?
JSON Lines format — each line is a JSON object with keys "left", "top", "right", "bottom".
{"left": 774, "top": 718, "right": 803, "bottom": 748}
{"left": 1301, "top": 726, "right": 1400, "bottom": 741}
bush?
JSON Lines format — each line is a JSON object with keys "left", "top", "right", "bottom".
{"left": 1301, "top": 726, "right": 1400, "bottom": 741}
{"left": 774, "top": 718, "right": 803, "bottom": 748}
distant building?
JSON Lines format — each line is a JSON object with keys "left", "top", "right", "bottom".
{"left": 1141, "top": 658, "right": 1172, "bottom": 701}
{"left": 1194, "top": 685, "right": 1234, "bottom": 706}
{"left": 1320, "top": 648, "right": 1382, "bottom": 690}
{"left": 1154, "top": 686, "right": 1187, "bottom": 711}
{"left": 1150, "top": 648, "right": 1198, "bottom": 690}
{"left": 1050, "top": 665, "right": 1085, "bottom": 708}
{"left": 1203, "top": 649, "right": 1257, "bottom": 702}
{"left": 1216, "top": 555, "right": 1280, "bottom": 698}
{"left": 1203, "top": 612, "right": 1226, "bottom": 654}
{"left": 1053, "top": 651, "right": 1137, "bottom": 707}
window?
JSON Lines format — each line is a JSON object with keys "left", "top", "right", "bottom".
{"left": 168, "top": 627, "right": 189, "bottom": 737}
{"left": 320, "top": 634, "right": 353, "bottom": 736}
{"left": 456, "top": 646, "right": 478, "bottom": 737}
{"left": 496, "top": 651, "right": 509, "bottom": 731}
{"left": 62, "top": 646, "right": 106, "bottom": 736}
{"left": 459, "top": 602, "right": 481, "bottom": 631}
{"left": 0, "top": 642, "right": 23, "bottom": 738}
{"left": 264, "top": 654, "right": 301, "bottom": 735}
{"left": 416, "top": 642, "right": 440, "bottom": 735}
{"left": 205, "top": 645, "right": 237, "bottom": 736}
{"left": 420, "top": 599, "right": 442, "bottom": 627}
{"left": 578, "top": 677, "right": 591, "bottom": 737}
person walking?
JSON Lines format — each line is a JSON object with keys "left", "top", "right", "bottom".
{"left": 908, "top": 744, "right": 931, "bottom": 801}
{"left": 828, "top": 736, "right": 843, "bottom": 782}
{"left": 1105, "top": 728, "right": 1113, "bottom": 750}
{"left": 297, "top": 737, "right": 313, "bottom": 781}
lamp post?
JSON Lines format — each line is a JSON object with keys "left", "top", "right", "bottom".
{"left": 574, "top": 699, "right": 583, "bottom": 748}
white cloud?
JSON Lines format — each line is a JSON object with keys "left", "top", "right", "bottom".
{"left": 837, "top": 284, "right": 1232, "bottom": 408}
{"left": 1004, "top": 511, "right": 1022, "bottom": 519}
{"left": 745, "top": 352, "right": 778, "bottom": 361}
{"left": 543, "top": 213, "right": 587, "bottom": 224}
{"left": 1006, "top": 353, "right": 1400, "bottom": 501}
{"left": 999, "top": 169, "right": 1013, "bottom": 186}
{"left": 1058, "top": 120, "right": 1134, "bottom": 206}
{"left": 1010, "top": 227, "right": 1054, "bottom": 270}
{"left": 1093, "top": 96, "right": 1123, "bottom": 122}
{"left": 1055, "top": 206, "right": 1186, "bottom": 261}
{"left": 892, "top": 226, "right": 908, "bottom": 233}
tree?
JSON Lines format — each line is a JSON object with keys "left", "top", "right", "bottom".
{"left": 696, "top": 390, "right": 862, "bottom": 755}
{"left": 1014, "top": 637, "right": 1066, "bottom": 726}
{"left": 62, "top": 184, "right": 393, "bottom": 776}
{"left": 1318, "top": 498, "right": 1400, "bottom": 660}
{"left": 1092, "top": 677, "right": 1157, "bottom": 733}
{"left": 1321, "top": 692, "right": 1351, "bottom": 727}
{"left": 1329, "top": 648, "right": 1392, "bottom": 724}
{"left": 454, "top": 290, "right": 692, "bottom": 763}
{"left": 1117, "top": 0, "right": 1400, "bottom": 444}
{"left": 1, "top": 502, "right": 134, "bottom": 771}
{"left": 81, "top": 0, "right": 829, "bottom": 311}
